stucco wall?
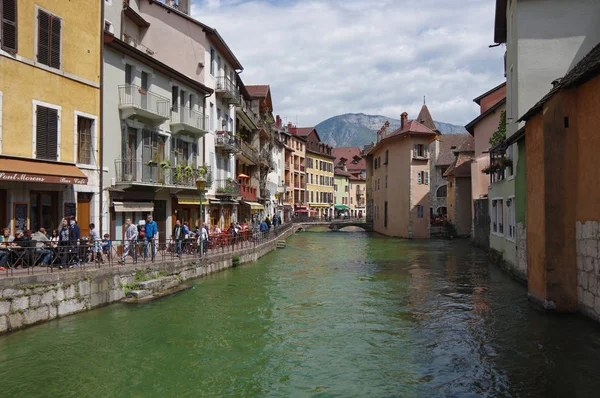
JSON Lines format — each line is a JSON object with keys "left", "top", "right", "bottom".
{"left": 454, "top": 177, "right": 472, "bottom": 236}
{"left": 488, "top": 177, "right": 517, "bottom": 267}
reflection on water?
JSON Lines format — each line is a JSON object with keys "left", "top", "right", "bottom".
{"left": 1, "top": 231, "right": 600, "bottom": 397}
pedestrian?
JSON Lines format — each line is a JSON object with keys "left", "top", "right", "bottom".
{"left": 277, "top": 214, "right": 282, "bottom": 226}
{"left": 144, "top": 214, "right": 157, "bottom": 261}
{"left": 272, "top": 213, "right": 278, "bottom": 229}
{"left": 265, "top": 216, "right": 272, "bottom": 230}
{"left": 32, "top": 227, "right": 53, "bottom": 266}
{"left": 183, "top": 222, "right": 191, "bottom": 253}
{"left": 69, "top": 217, "right": 81, "bottom": 266}
{"left": 260, "top": 219, "right": 268, "bottom": 233}
{"left": 89, "top": 223, "right": 103, "bottom": 264}
{"left": 58, "top": 219, "right": 71, "bottom": 268}
{"left": 172, "top": 220, "right": 184, "bottom": 258}
{"left": 102, "top": 234, "right": 112, "bottom": 261}
{"left": 201, "top": 223, "right": 209, "bottom": 255}
{"left": 120, "top": 218, "right": 138, "bottom": 264}
{"left": 50, "top": 229, "right": 59, "bottom": 248}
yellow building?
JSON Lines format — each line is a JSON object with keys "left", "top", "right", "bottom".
{"left": 0, "top": 0, "right": 101, "bottom": 235}
{"left": 297, "top": 128, "right": 335, "bottom": 219}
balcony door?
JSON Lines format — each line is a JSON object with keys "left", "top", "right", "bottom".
{"left": 141, "top": 71, "right": 149, "bottom": 110}
{"left": 125, "top": 128, "right": 137, "bottom": 181}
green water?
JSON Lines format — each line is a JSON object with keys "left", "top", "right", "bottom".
{"left": 2, "top": 231, "right": 600, "bottom": 397}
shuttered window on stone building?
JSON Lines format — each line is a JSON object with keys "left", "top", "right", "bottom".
{"left": 36, "top": 105, "right": 58, "bottom": 160}
{"left": 1, "top": 0, "right": 18, "bottom": 53}
{"left": 37, "top": 8, "right": 61, "bottom": 69}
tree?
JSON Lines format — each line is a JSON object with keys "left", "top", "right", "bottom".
{"left": 489, "top": 111, "right": 506, "bottom": 147}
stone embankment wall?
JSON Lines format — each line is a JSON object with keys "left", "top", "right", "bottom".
{"left": 0, "top": 228, "right": 294, "bottom": 334}
{"left": 577, "top": 221, "right": 600, "bottom": 321}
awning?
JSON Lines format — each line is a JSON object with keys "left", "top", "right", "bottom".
{"left": 335, "top": 205, "right": 350, "bottom": 210}
{"left": 0, "top": 157, "right": 88, "bottom": 185}
{"left": 209, "top": 199, "right": 238, "bottom": 205}
{"left": 295, "top": 209, "right": 309, "bottom": 213}
{"left": 176, "top": 194, "right": 209, "bottom": 205}
{"left": 113, "top": 201, "right": 154, "bottom": 213}
{"left": 241, "top": 201, "right": 264, "bottom": 211}
{"left": 310, "top": 204, "right": 331, "bottom": 208}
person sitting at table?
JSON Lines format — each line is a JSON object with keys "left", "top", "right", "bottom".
{"left": 13, "top": 230, "right": 33, "bottom": 268}
{"left": 89, "top": 223, "right": 103, "bottom": 264}
{"left": 0, "top": 227, "right": 14, "bottom": 243}
{"left": 32, "top": 227, "right": 53, "bottom": 266}
{"left": 49, "top": 229, "right": 59, "bottom": 248}
{"left": 102, "top": 234, "right": 112, "bottom": 260}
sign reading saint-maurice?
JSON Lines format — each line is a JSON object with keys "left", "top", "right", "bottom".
{"left": 0, "top": 172, "right": 88, "bottom": 185}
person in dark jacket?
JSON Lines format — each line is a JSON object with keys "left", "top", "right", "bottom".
{"left": 69, "top": 217, "right": 81, "bottom": 266}
{"left": 172, "top": 220, "right": 184, "bottom": 257}
{"left": 58, "top": 219, "right": 71, "bottom": 268}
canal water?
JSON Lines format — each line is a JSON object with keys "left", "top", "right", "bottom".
{"left": 2, "top": 231, "right": 600, "bottom": 397}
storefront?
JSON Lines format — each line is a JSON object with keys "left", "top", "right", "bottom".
{"left": 172, "top": 194, "right": 209, "bottom": 230}
{"left": 0, "top": 157, "right": 91, "bottom": 234}
{"left": 208, "top": 199, "right": 238, "bottom": 230}
{"left": 239, "top": 201, "right": 264, "bottom": 224}
{"left": 109, "top": 192, "right": 169, "bottom": 244}
{"left": 334, "top": 204, "right": 350, "bottom": 218}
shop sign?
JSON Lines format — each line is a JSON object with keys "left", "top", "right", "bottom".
{"left": 0, "top": 172, "right": 88, "bottom": 185}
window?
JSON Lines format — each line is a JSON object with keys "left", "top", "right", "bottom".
{"left": 210, "top": 47, "right": 215, "bottom": 75}
{"left": 334, "top": 184, "right": 337, "bottom": 192}
{"left": 125, "top": 64, "right": 133, "bottom": 85}
{"left": 209, "top": 102, "right": 214, "bottom": 130}
{"left": 384, "top": 201, "right": 388, "bottom": 228}
{"left": 1, "top": 0, "right": 18, "bottom": 53}
{"left": 507, "top": 197, "right": 516, "bottom": 240}
{"left": 77, "top": 116, "right": 93, "bottom": 164}
{"left": 217, "top": 56, "right": 222, "bottom": 75}
{"left": 172, "top": 86, "right": 179, "bottom": 109}
{"left": 506, "top": 145, "right": 514, "bottom": 177}
{"left": 417, "top": 205, "right": 424, "bottom": 218}
{"left": 35, "top": 105, "right": 59, "bottom": 160}
{"left": 104, "top": 20, "right": 113, "bottom": 34}
{"left": 436, "top": 185, "right": 447, "bottom": 198}
{"left": 491, "top": 199, "right": 504, "bottom": 235}
{"left": 217, "top": 108, "right": 221, "bottom": 129}
{"left": 385, "top": 175, "right": 388, "bottom": 188}
{"left": 373, "top": 158, "right": 377, "bottom": 170}
{"left": 37, "top": 8, "right": 61, "bottom": 69}
{"left": 350, "top": 197, "right": 353, "bottom": 205}
{"left": 413, "top": 144, "right": 428, "bottom": 158}
{"left": 384, "top": 150, "right": 388, "bottom": 164}
{"left": 417, "top": 171, "right": 429, "bottom": 185}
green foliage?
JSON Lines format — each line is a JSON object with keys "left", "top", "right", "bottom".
{"left": 489, "top": 111, "right": 506, "bottom": 147}
{"left": 134, "top": 270, "right": 150, "bottom": 283}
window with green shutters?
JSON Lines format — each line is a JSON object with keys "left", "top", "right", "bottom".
{"left": 36, "top": 105, "right": 58, "bottom": 160}
{"left": 37, "top": 8, "right": 61, "bottom": 69}
{"left": 1, "top": 0, "right": 18, "bottom": 53}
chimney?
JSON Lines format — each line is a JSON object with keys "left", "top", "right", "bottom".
{"left": 276, "top": 115, "right": 282, "bottom": 128}
{"left": 344, "top": 165, "right": 347, "bottom": 171}
{"left": 401, "top": 112, "right": 408, "bottom": 129}
{"left": 177, "top": 0, "right": 191, "bottom": 15}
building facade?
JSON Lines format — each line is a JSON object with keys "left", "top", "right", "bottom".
{"left": 299, "top": 128, "right": 335, "bottom": 219}
{"left": 365, "top": 113, "right": 437, "bottom": 238}
{"left": 281, "top": 126, "right": 306, "bottom": 218}
{"left": 333, "top": 169, "right": 351, "bottom": 216}
{"left": 0, "top": 0, "right": 102, "bottom": 236}
{"left": 348, "top": 176, "right": 366, "bottom": 218}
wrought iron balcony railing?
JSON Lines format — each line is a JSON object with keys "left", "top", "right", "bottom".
{"left": 214, "top": 179, "right": 240, "bottom": 196}
{"left": 118, "top": 84, "right": 170, "bottom": 120}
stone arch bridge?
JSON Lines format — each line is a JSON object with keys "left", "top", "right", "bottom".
{"left": 294, "top": 219, "right": 373, "bottom": 232}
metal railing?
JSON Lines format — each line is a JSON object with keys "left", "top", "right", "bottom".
{"left": 238, "top": 97, "right": 259, "bottom": 126}
{"left": 215, "top": 131, "right": 239, "bottom": 152}
{"left": 0, "top": 223, "right": 295, "bottom": 277}
{"left": 171, "top": 105, "right": 208, "bottom": 131}
{"left": 238, "top": 140, "right": 258, "bottom": 164}
{"left": 215, "top": 76, "right": 240, "bottom": 98}
{"left": 214, "top": 179, "right": 240, "bottom": 196}
{"left": 118, "top": 84, "right": 170, "bottom": 118}
{"left": 114, "top": 160, "right": 212, "bottom": 188}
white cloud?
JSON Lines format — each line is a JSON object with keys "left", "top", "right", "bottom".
{"left": 192, "top": 0, "right": 504, "bottom": 126}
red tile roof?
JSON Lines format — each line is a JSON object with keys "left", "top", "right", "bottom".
{"left": 436, "top": 134, "right": 474, "bottom": 166}
{"left": 334, "top": 168, "right": 353, "bottom": 178}
{"left": 246, "top": 85, "right": 269, "bottom": 98}
{"left": 386, "top": 120, "right": 436, "bottom": 140}
{"left": 296, "top": 127, "right": 314, "bottom": 137}
{"left": 332, "top": 147, "right": 366, "bottom": 171}
{"left": 416, "top": 104, "right": 438, "bottom": 131}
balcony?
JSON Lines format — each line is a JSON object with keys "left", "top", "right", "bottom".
{"left": 215, "top": 131, "right": 239, "bottom": 154}
{"left": 258, "top": 149, "right": 274, "bottom": 170}
{"left": 237, "top": 140, "right": 258, "bottom": 165}
{"left": 285, "top": 163, "right": 290, "bottom": 171}
{"left": 239, "top": 184, "right": 257, "bottom": 201}
{"left": 215, "top": 76, "right": 240, "bottom": 105}
{"left": 170, "top": 106, "right": 208, "bottom": 137}
{"left": 235, "top": 97, "right": 259, "bottom": 129}
{"left": 114, "top": 160, "right": 212, "bottom": 189}
{"left": 300, "top": 165, "right": 305, "bottom": 172}
{"left": 294, "top": 164, "right": 300, "bottom": 172}
{"left": 118, "top": 84, "right": 170, "bottom": 123}
{"left": 214, "top": 179, "right": 240, "bottom": 197}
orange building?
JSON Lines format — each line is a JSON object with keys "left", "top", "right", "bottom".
{"left": 365, "top": 112, "right": 438, "bottom": 238}
{"left": 520, "top": 43, "right": 600, "bottom": 319}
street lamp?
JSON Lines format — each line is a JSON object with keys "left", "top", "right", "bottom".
{"left": 196, "top": 176, "right": 207, "bottom": 256}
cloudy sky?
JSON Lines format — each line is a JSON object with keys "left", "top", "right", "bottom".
{"left": 191, "top": 0, "right": 505, "bottom": 127}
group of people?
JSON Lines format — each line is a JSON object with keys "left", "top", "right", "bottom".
{"left": 0, "top": 216, "right": 109, "bottom": 271}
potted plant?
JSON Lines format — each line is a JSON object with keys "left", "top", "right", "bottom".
{"left": 160, "top": 160, "right": 171, "bottom": 169}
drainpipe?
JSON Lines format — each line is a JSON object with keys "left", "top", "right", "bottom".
{"left": 202, "top": 92, "right": 212, "bottom": 167}
{"left": 99, "top": 0, "right": 105, "bottom": 234}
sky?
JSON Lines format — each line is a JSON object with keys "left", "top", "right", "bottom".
{"left": 191, "top": 0, "right": 505, "bottom": 127}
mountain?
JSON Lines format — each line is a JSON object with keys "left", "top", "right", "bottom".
{"left": 315, "top": 113, "right": 468, "bottom": 148}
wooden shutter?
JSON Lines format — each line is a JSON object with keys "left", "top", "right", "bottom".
{"left": 50, "top": 14, "right": 60, "bottom": 68}
{"left": 77, "top": 116, "right": 93, "bottom": 164}
{"left": 417, "top": 171, "right": 422, "bottom": 185}
{"left": 36, "top": 106, "right": 58, "bottom": 160}
{"left": 425, "top": 172, "right": 429, "bottom": 185}
{"left": 424, "top": 145, "right": 429, "bottom": 159}
{"left": 413, "top": 144, "right": 418, "bottom": 158}
{"left": 1, "top": 0, "right": 18, "bottom": 53}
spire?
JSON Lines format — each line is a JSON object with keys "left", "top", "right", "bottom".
{"left": 416, "top": 103, "right": 438, "bottom": 132}
{"left": 423, "top": 95, "right": 426, "bottom": 105}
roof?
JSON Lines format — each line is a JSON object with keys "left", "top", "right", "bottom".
{"left": 104, "top": 32, "right": 213, "bottom": 95}
{"left": 494, "top": 0, "right": 507, "bottom": 44}
{"left": 520, "top": 41, "right": 600, "bottom": 122}
{"left": 473, "top": 82, "right": 506, "bottom": 104}
{"left": 436, "top": 134, "right": 474, "bottom": 166}
{"left": 145, "top": 0, "right": 243, "bottom": 70}
{"left": 246, "top": 85, "right": 269, "bottom": 98}
{"left": 334, "top": 168, "right": 353, "bottom": 178}
{"left": 332, "top": 147, "right": 366, "bottom": 171}
{"left": 416, "top": 104, "right": 438, "bottom": 131}
{"left": 465, "top": 98, "right": 506, "bottom": 135}
{"left": 443, "top": 153, "right": 472, "bottom": 179}
{"left": 386, "top": 120, "right": 436, "bottom": 140}
{"left": 296, "top": 127, "right": 314, "bottom": 137}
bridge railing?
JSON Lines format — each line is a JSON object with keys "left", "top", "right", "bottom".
{"left": 291, "top": 216, "right": 367, "bottom": 224}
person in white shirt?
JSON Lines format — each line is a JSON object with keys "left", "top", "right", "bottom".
{"left": 119, "top": 218, "right": 138, "bottom": 264}
{"left": 201, "top": 223, "right": 209, "bottom": 255}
